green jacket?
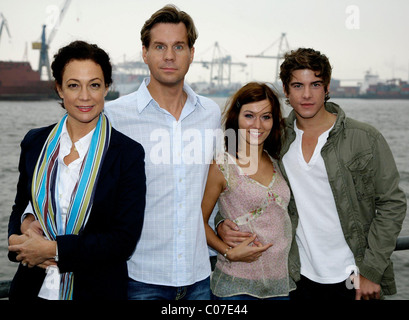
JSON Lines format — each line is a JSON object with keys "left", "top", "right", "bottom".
{"left": 278, "top": 102, "right": 407, "bottom": 295}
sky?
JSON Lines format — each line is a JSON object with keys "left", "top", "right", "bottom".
{"left": 1, "top": 0, "right": 409, "bottom": 86}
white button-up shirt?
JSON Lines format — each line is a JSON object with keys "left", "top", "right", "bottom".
{"left": 24, "top": 120, "right": 95, "bottom": 230}
{"left": 33, "top": 119, "right": 94, "bottom": 300}
{"left": 56, "top": 121, "right": 95, "bottom": 233}
{"left": 104, "top": 78, "right": 221, "bottom": 286}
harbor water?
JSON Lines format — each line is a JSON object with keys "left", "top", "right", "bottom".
{"left": 0, "top": 98, "right": 408, "bottom": 299}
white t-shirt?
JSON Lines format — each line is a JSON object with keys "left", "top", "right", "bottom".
{"left": 283, "top": 121, "right": 355, "bottom": 284}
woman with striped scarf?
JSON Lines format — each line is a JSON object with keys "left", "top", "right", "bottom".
{"left": 7, "top": 41, "right": 146, "bottom": 300}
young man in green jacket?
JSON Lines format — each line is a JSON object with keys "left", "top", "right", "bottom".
{"left": 218, "top": 48, "right": 407, "bottom": 300}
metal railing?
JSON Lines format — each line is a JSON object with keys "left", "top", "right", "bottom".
{"left": 394, "top": 236, "right": 409, "bottom": 251}
{"left": 1, "top": 236, "right": 409, "bottom": 299}
{"left": 0, "top": 280, "right": 10, "bottom": 299}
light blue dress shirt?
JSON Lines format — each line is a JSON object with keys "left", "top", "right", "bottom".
{"left": 104, "top": 78, "right": 221, "bottom": 286}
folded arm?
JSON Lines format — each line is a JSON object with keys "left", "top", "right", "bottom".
{"left": 202, "top": 162, "right": 271, "bottom": 263}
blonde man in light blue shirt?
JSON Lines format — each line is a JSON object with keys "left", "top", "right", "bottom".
{"left": 104, "top": 5, "right": 221, "bottom": 300}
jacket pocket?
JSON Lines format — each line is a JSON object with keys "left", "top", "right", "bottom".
{"left": 346, "top": 152, "right": 375, "bottom": 200}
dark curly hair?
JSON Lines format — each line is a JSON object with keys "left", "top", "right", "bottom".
{"left": 51, "top": 40, "right": 112, "bottom": 108}
{"left": 279, "top": 48, "right": 332, "bottom": 102}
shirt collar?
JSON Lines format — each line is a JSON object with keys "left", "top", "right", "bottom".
{"left": 60, "top": 118, "right": 95, "bottom": 160}
{"left": 136, "top": 77, "right": 205, "bottom": 114}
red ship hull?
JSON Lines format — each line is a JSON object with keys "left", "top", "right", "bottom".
{"left": 0, "top": 61, "right": 56, "bottom": 100}
{"left": 0, "top": 60, "right": 119, "bottom": 100}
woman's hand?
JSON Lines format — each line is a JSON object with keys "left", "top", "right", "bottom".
{"left": 8, "top": 234, "right": 28, "bottom": 246}
{"left": 8, "top": 229, "right": 56, "bottom": 268}
{"left": 226, "top": 234, "right": 272, "bottom": 263}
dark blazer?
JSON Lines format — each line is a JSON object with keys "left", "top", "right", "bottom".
{"left": 8, "top": 123, "right": 146, "bottom": 300}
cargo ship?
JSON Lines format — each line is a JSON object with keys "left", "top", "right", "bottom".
{"left": 360, "top": 78, "right": 409, "bottom": 99}
{"left": 0, "top": 60, "right": 119, "bottom": 101}
{"left": 0, "top": 61, "right": 56, "bottom": 100}
{"left": 331, "top": 71, "right": 409, "bottom": 99}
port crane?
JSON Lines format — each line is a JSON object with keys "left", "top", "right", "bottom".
{"left": 32, "top": 0, "right": 71, "bottom": 80}
{"left": 0, "top": 12, "right": 11, "bottom": 49}
{"left": 246, "top": 33, "right": 290, "bottom": 82}
{"left": 194, "top": 42, "right": 247, "bottom": 87}
{"left": 115, "top": 59, "right": 149, "bottom": 75}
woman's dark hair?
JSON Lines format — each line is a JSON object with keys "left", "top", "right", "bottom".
{"left": 223, "top": 82, "right": 284, "bottom": 159}
{"left": 51, "top": 40, "right": 112, "bottom": 108}
{"left": 279, "top": 47, "right": 332, "bottom": 102}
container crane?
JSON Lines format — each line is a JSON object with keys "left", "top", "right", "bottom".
{"left": 194, "top": 42, "right": 247, "bottom": 87}
{"left": 0, "top": 12, "right": 12, "bottom": 48}
{"left": 32, "top": 0, "right": 71, "bottom": 80}
{"left": 246, "top": 33, "right": 290, "bottom": 82}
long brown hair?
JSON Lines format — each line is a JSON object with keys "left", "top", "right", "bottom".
{"left": 223, "top": 82, "right": 284, "bottom": 159}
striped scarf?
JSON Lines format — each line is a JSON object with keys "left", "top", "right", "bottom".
{"left": 31, "top": 113, "right": 111, "bottom": 300}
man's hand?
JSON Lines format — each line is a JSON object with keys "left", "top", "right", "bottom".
{"left": 21, "top": 214, "right": 43, "bottom": 235}
{"left": 355, "top": 275, "right": 381, "bottom": 300}
{"left": 217, "top": 219, "right": 253, "bottom": 247}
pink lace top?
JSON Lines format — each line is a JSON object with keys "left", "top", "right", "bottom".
{"left": 211, "top": 152, "right": 295, "bottom": 298}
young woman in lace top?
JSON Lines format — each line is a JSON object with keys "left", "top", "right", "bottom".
{"left": 201, "top": 82, "right": 295, "bottom": 300}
